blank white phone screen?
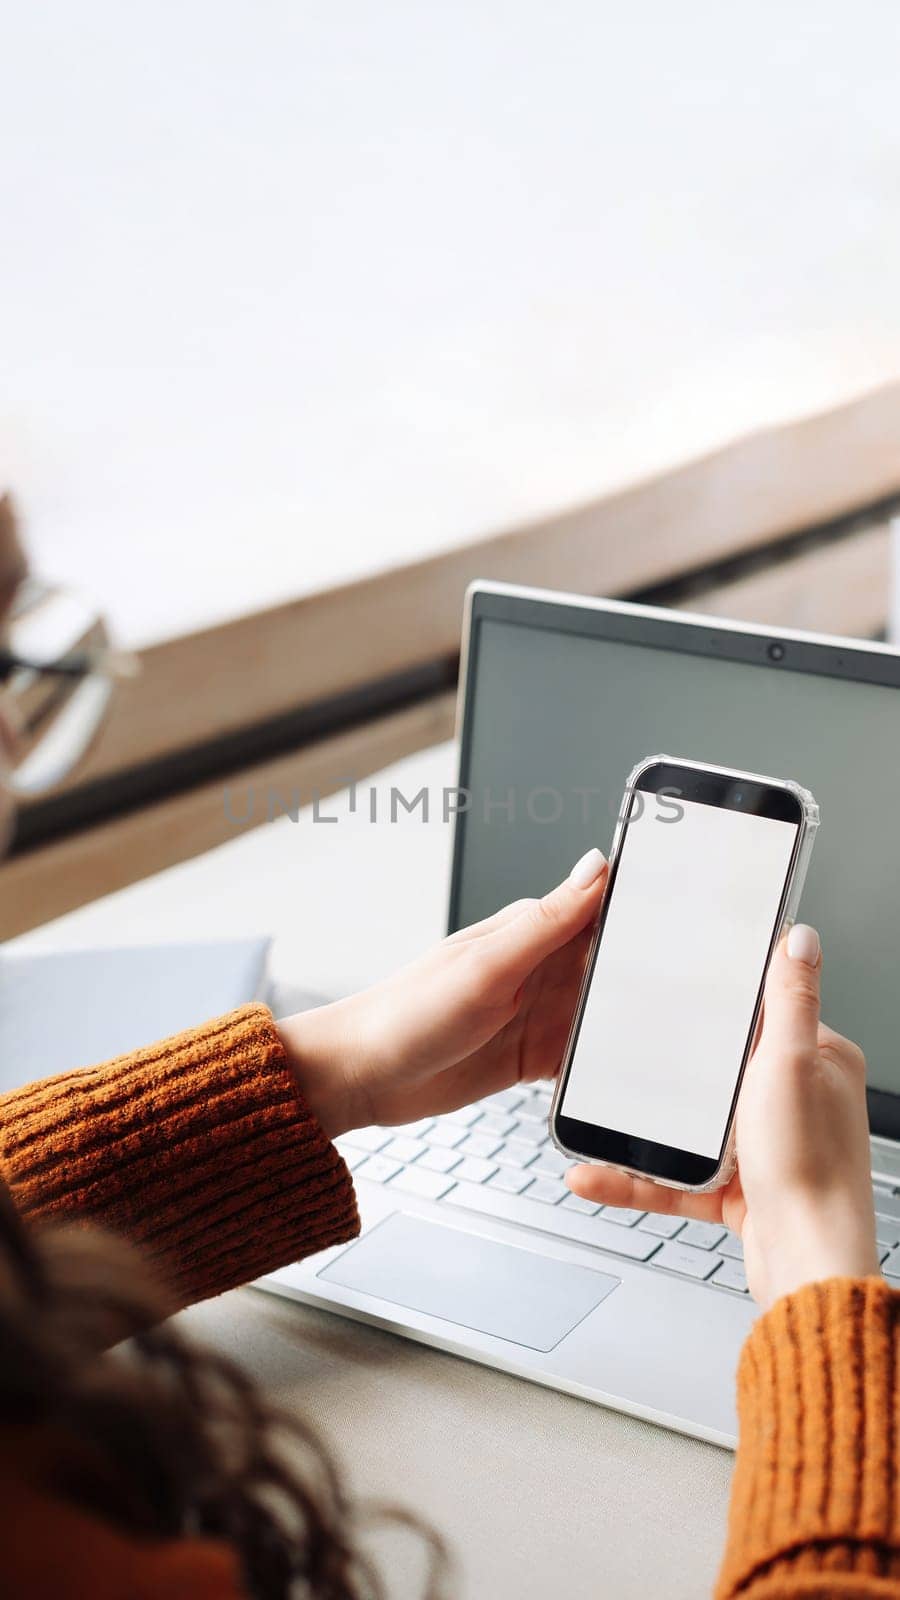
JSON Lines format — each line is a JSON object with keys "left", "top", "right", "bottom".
{"left": 559, "top": 797, "right": 799, "bottom": 1158}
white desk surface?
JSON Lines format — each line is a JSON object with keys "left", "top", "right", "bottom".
{"left": 12, "top": 743, "right": 734, "bottom": 1597}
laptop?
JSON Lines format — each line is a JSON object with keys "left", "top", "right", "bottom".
{"left": 260, "top": 580, "right": 900, "bottom": 1448}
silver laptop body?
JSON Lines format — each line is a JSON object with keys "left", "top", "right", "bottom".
{"left": 260, "top": 582, "right": 900, "bottom": 1448}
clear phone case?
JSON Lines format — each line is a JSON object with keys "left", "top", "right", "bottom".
{"left": 549, "top": 754, "right": 820, "bottom": 1194}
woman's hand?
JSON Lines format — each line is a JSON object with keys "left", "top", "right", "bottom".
{"left": 567, "top": 926, "right": 880, "bottom": 1308}
{"left": 278, "top": 848, "right": 608, "bottom": 1141}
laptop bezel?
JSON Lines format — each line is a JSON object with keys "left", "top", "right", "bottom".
{"left": 448, "top": 579, "right": 900, "bottom": 1144}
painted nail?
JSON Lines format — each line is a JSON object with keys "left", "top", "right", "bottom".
{"left": 568, "top": 847, "right": 607, "bottom": 889}
{"left": 787, "top": 923, "right": 820, "bottom": 965}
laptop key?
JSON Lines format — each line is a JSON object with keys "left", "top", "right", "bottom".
{"left": 478, "top": 1112, "right": 517, "bottom": 1137}
{"left": 712, "top": 1259, "right": 749, "bottom": 1293}
{"left": 486, "top": 1088, "right": 528, "bottom": 1111}
{"left": 678, "top": 1221, "right": 726, "bottom": 1251}
{"left": 876, "top": 1215, "right": 900, "bottom": 1248}
{"left": 872, "top": 1188, "right": 900, "bottom": 1221}
{"left": 446, "top": 1105, "right": 484, "bottom": 1128}
{"left": 342, "top": 1127, "right": 392, "bottom": 1153}
{"left": 883, "top": 1242, "right": 900, "bottom": 1282}
{"left": 718, "top": 1232, "right": 744, "bottom": 1260}
{"left": 424, "top": 1123, "right": 467, "bottom": 1149}
{"left": 489, "top": 1167, "right": 534, "bottom": 1195}
{"left": 453, "top": 1156, "right": 499, "bottom": 1184}
{"left": 508, "top": 1121, "right": 545, "bottom": 1146}
{"left": 496, "top": 1140, "right": 539, "bottom": 1170}
{"left": 638, "top": 1214, "right": 685, "bottom": 1240}
{"left": 515, "top": 1102, "right": 548, "bottom": 1124}
{"left": 447, "top": 1183, "right": 662, "bottom": 1260}
{"left": 561, "top": 1193, "right": 601, "bottom": 1216}
{"left": 530, "top": 1149, "right": 572, "bottom": 1178}
{"left": 524, "top": 1177, "right": 568, "bottom": 1205}
{"left": 601, "top": 1207, "right": 645, "bottom": 1228}
{"left": 459, "top": 1132, "right": 504, "bottom": 1160}
{"left": 652, "top": 1241, "right": 721, "bottom": 1281}
{"left": 417, "top": 1146, "right": 462, "bottom": 1175}
{"left": 383, "top": 1136, "right": 428, "bottom": 1165}
{"left": 356, "top": 1154, "right": 404, "bottom": 1184}
{"left": 340, "top": 1147, "right": 371, "bottom": 1172}
{"left": 389, "top": 1166, "right": 456, "bottom": 1201}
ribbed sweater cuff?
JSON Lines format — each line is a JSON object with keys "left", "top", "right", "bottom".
{"left": 0, "top": 1003, "right": 359, "bottom": 1308}
{"left": 717, "top": 1276, "right": 900, "bottom": 1598}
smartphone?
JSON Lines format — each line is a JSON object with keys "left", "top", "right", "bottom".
{"left": 550, "top": 755, "right": 819, "bottom": 1192}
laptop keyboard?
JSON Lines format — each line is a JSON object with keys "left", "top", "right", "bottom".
{"left": 337, "top": 1079, "right": 900, "bottom": 1299}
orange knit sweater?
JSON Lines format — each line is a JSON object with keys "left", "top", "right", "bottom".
{"left": 0, "top": 1003, "right": 897, "bottom": 1598}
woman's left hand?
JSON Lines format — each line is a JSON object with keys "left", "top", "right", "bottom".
{"left": 278, "top": 848, "right": 607, "bottom": 1138}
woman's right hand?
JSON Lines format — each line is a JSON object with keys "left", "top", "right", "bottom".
{"left": 567, "top": 926, "right": 881, "bottom": 1308}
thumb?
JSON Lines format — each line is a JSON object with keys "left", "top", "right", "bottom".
{"left": 485, "top": 848, "right": 608, "bottom": 983}
{"left": 759, "top": 924, "right": 822, "bottom": 1056}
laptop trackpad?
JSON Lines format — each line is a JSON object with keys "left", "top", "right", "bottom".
{"left": 318, "top": 1211, "right": 620, "bottom": 1353}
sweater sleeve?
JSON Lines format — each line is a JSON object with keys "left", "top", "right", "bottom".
{"left": 0, "top": 1003, "right": 359, "bottom": 1308}
{"left": 717, "top": 1276, "right": 900, "bottom": 1599}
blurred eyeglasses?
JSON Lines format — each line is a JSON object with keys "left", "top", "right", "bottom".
{"left": 1, "top": 577, "right": 139, "bottom": 797}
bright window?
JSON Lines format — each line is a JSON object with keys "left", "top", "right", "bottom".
{"left": 4, "top": 3, "right": 900, "bottom": 645}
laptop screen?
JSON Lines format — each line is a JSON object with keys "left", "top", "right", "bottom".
{"left": 449, "top": 590, "right": 900, "bottom": 1138}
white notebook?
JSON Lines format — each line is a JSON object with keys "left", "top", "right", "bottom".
{"left": 0, "top": 939, "right": 274, "bottom": 1094}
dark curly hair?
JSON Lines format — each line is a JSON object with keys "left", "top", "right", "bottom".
{"left": 0, "top": 1178, "right": 449, "bottom": 1599}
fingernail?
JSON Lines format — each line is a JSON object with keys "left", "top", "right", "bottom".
{"left": 569, "top": 847, "right": 607, "bottom": 889}
{"left": 787, "top": 923, "right": 820, "bottom": 965}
